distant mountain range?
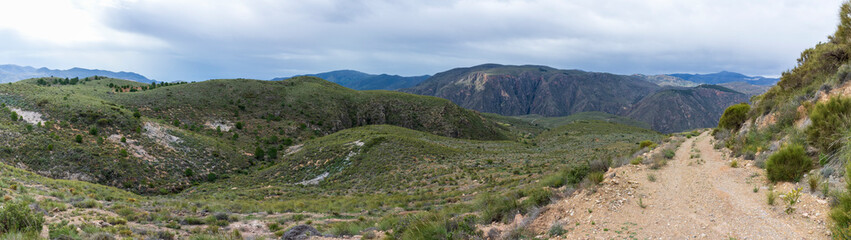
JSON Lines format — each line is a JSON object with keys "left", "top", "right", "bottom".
{"left": 402, "top": 64, "right": 751, "bottom": 133}
{"left": 669, "top": 71, "right": 778, "bottom": 86}
{"left": 274, "top": 70, "right": 430, "bottom": 90}
{"left": 0, "top": 64, "right": 155, "bottom": 83}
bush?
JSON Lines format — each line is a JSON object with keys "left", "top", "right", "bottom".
{"left": 630, "top": 157, "right": 642, "bottom": 165}
{"left": 765, "top": 144, "right": 812, "bottom": 182}
{"left": 540, "top": 174, "right": 565, "bottom": 188}
{"left": 0, "top": 200, "right": 45, "bottom": 234}
{"left": 73, "top": 199, "right": 100, "bottom": 209}
{"left": 254, "top": 147, "right": 265, "bottom": 160}
{"left": 639, "top": 140, "right": 656, "bottom": 149}
{"left": 807, "top": 96, "right": 851, "bottom": 152}
{"left": 663, "top": 149, "right": 676, "bottom": 159}
{"left": 235, "top": 122, "right": 244, "bottom": 130}
{"left": 718, "top": 103, "right": 750, "bottom": 131}
{"left": 75, "top": 135, "right": 83, "bottom": 143}
{"left": 520, "top": 187, "right": 552, "bottom": 208}
{"left": 587, "top": 171, "right": 605, "bottom": 185}
{"left": 477, "top": 194, "right": 519, "bottom": 224}
{"left": 267, "top": 147, "right": 278, "bottom": 160}
{"left": 548, "top": 223, "right": 567, "bottom": 236}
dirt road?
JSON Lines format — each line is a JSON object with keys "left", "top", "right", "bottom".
{"left": 529, "top": 132, "right": 830, "bottom": 239}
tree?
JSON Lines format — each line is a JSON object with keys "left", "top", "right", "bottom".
{"left": 254, "top": 147, "right": 265, "bottom": 160}
{"left": 120, "top": 137, "right": 126, "bottom": 143}
{"left": 133, "top": 111, "right": 141, "bottom": 119}
{"left": 89, "top": 127, "right": 98, "bottom": 136}
{"left": 235, "top": 122, "right": 244, "bottom": 130}
{"left": 75, "top": 135, "right": 83, "bottom": 143}
{"left": 9, "top": 111, "right": 17, "bottom": 121}
{"left": 184, "top": 168, "right": 194, "bottom": 177}
{"left": 119, "top": 149, "right": 128, "bottom": 157}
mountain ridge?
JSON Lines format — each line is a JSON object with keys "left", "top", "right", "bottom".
{"left": 403, "top": 64, "right": 750, "bottom": 133}
{"left": 274, "top": 69, "right": 430, "bottom": 90}
{"left": 0, "top": 64, "right": 155, "bottom": 83}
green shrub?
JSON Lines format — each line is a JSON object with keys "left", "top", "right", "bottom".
{"left": 541, "top": 174, "right": 564, "bottom": 188}
{"left": 235, "top": 122, "right": 244, "bottom": 130}
{"left": 73, "top": 199, "right": 100, "bottom": 209}
{"left": 267, "top": 147, "right": 278, "bottom": 160}
{"left": 548, "top": 223, "right": 567, "bottom": 236}
{"left": 477, "top": 194, "right": 518, "bottom": 224}
{"left": 630, "top": 157, "right": 642, "bottom": 165}
{"left": 663, "top": 149, "right": 675, "bottom": 159}
{"left": 89, "top": 126, "right": 98, "bottom": 136}
{"left": 75, "top": 135, "right": 83, "bottom": 143}
{"left": 808, "top": 97, "right": 851, "bottom": 152}
{"left": 765, "top": 144, "right": 811, "bottom": 182}
{"left": 718, "top": 103, "right": 750, "bottom": 131}
{"left": 0, "top": 200, "right": 45, "bottom": 234}
{"left": 520, "top": 187, "right": 552, "bottom": 208}
{"left": 254, "top": 147, "right": 265, "bottom": 160}
{"left": 587, "top": 171, "right": 605, "bottom": 185}
{"left": 639, "top": 140, "right": 656, "bottom": 149}
{"left": 565, "top": 164, "right": 589, "bottom": 185}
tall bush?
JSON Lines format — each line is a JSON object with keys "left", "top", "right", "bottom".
{"left": 0, "top": 200, "right": 45, "bottom": 234}
{"left": 807, "top": 96, "right": 851, "bottom": 152}
{"left": 718, "top": 103, "right": 750, "bottom": 131}
{"left": 765, "top": 144, "right": 811, "bottom": 182}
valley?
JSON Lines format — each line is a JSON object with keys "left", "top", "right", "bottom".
{"left": 2, "top": 1, "right": 850, "bottom": 239}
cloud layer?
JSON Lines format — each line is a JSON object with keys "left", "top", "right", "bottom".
{"left": 0, "top": 0, "right": 844, "bottom": 81}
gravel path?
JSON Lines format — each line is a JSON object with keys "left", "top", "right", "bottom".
{"left": 528, "top": 132, "right": 830, "bottom": 239}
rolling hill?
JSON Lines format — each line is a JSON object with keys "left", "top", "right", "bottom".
{"left": 0, "top": 76, "right": 509, "bottom": 195}
{"left": 0, "top": 74, "right": 664, "bottom": 239}
{"left": 274, "top": 70, "right": 430, "bottom": 90}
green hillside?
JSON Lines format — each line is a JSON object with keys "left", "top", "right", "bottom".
{"left": 0, "top": 76, "right": 510, "bottom": 195}
{"left": 510, "top": 111, "right": 652, "bottom": 130}
{"left": 0, "top": 75, "right": 665, "bottom": 239}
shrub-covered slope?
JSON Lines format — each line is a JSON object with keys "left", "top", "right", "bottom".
{"left": 717, "top": 1, "right": 851, "bottom": 237}
{"left": 0, "top": 76, "right": 509, "bottom": 194}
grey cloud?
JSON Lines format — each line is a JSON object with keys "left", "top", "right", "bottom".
{"left": 5, "top": 0, "right": 847, "bottom": 80}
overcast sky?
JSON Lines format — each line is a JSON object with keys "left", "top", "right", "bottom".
{"left": 0, "top": 0, "right": 844, "bottom": 81}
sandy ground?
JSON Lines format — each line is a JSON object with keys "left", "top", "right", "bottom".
{"left": 528, "top": 132, "right": 830, "bottom": 239}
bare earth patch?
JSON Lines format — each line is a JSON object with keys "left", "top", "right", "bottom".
{"left": 143, "top": 122, "right": 182, "bottom": 150}
{"left": 204, "top": 120, "right": 233, "bottom": 132}
{"left": 108, "top": 134, "right": 158, "bottom": 162}
{"left": 10, "top": 107, "right": 44, "bottom": 125}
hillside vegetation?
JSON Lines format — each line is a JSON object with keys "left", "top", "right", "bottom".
{"left": 0, "top": 76, "right": 509, "bottom": 195}
{"left": 717, "top": 1, "right": 851, "bottom": 237}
